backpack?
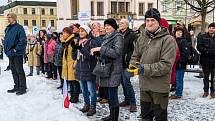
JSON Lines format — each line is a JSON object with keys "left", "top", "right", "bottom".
{"left": 187, "top": 42, "right": 199, "bottom": 65}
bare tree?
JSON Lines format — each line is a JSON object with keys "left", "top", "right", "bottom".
{"left": 184, "top": 0, "right": 215, "bottom": 32}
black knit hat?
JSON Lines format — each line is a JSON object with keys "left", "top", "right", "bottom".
{"left": 208, "top": 22, "right": 215, "bottom": 28}
{"left": 145, "top": 8, "right": 161, "bottom": 23}
{"left": 104, "top": 18, "right": 118, "bottom": 30}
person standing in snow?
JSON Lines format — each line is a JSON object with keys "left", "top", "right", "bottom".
{"left": 197, "top": 23, "right": 215, "bottom": 98}
{"left": 129, "top": 8, "right": 177, "bottom": 120}
{"left": 26, "top": 35, "right": 42, "bottom": 76}
{"left": 3, "top": 13, "right": 27, "bottom": 95}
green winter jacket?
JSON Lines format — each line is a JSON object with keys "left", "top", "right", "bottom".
{"left": 130, "top": 27, "right": 177, "bottom": 93}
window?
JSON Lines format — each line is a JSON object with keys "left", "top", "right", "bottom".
{"left": 32, "top": 20, "right": 36, "bottom": 26}
{"left": 91, "top": 1, "right": 94, "bottom": 16}
{"left": 41, "top": 8, "right": 45, "bottom": 15}
{"left": 42, "top": 20, "right": 46, "bottom": 27}
{"left": 111, "top": 1, "right": 117, "bottom": 14}
{"left": 148, "top": 3, "right": 153, "bottom": 9}
{"left": 139, "top": 3, "right": 145, "bottom": 16}
{"left": 118, "top": 2, "right": 125, "bottom": 13}
{"left": 51, "top": 20, "right": 54, "bottom": 27}
{"left": 126, "top": 2, "right": 130, "bottom": 12}
{"left": 32, "top": 8, "right": 35, "bottom": 15}
{"left": 24, "top": 20, "right": 28, "bottom": 26}
{"left": 162, "top": 3, "right": 167, "bottom": 12}
{"left": 97, "top": 2, "right": 104, "bottom": 16}
{"left": 50, "top": 9, "right": 54, "bottom": 15}
{"left": 23, "top": 8, "right": 27, "bottom": 14}
{"left": 71, "top": 0, "right": 78, "bottom": 15}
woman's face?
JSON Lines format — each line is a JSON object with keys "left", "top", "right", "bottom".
{"left": 105, "top": 24, "right": 115, "bottom": 34}
{"left": 62, "top": 31, "right": 70, "bottom": 40}
{"left": 40, "top": 31, "right": 45, "bottom": 38}
{"left": 175, "top": 30, "right": 183, "bottom": 38}
{"left": 79, "top": 28, "right": 88, "bottom": 39}
{"left": 44, "top": 35, "right": 49, "bottom": 41}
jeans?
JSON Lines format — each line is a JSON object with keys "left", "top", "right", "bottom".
{"left": 80, "top": 80, "right": 97, "bottom": 107}
{"left": 202, "top": 66, "right": 215, "bottom": 93}
{"left": 121, "top": 70, "right": 136, "bottom": 105}
{"left": 106, "top": 87, "right": 119, "bottom": 108}
{"left": 9, "top": 56, "right": 27, "bottom": 90}
{"left": 175, "top": 69, "right": 185, "bottom": 96}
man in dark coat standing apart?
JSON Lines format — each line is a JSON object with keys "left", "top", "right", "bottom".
{"left": 3, "top": 13, "right": 27, "bottom": 95}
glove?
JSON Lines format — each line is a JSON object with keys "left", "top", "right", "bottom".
{"left": 125, "top": 62, "right": 144, "bottom": 77}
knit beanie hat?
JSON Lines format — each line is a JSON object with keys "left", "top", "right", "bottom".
{"left": 79, "top": 25, "right": 91, "bottom": 35}
{"left": 145, "top": 8, "right": 161, "bottom": 23}
{"left": 208, "top": 22, "right": 215, "bottom": 28}
{"left": 104, "top": 18, "right": 118, "bottom": 30}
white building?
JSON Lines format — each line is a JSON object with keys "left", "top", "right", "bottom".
{"left": 57, "top": 0, "right": 157, "bottom": 31}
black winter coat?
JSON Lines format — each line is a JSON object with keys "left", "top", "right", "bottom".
{"left": 73, "top": 39, "right": 97, "bottom": 81}
{"left": 197, "top": 32, "right": 215, "bottom": 66}
{"left": 120, "top": 28, "right": 138, "bottom": 69}
{"left": 176, "top": 37, "right": 189, "bottom": 69}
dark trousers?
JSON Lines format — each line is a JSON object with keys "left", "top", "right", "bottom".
{"left": 121, "top": 70, "right": 136, "bottom": 105}
{"left": 53, "top": 65, "right": 58, "bottom": 79}
{"left": 57, "top": 66, "right": 63, "bottom": 81}
{"left": 40, "top": 56, "right": 45, "bottom": 74}
{"left": 140, "top": 91, "right": 168, "bottom": 121}
{"left": 98, "top": 87, "right": 108, "bottom": 99}
{"left": 47, "top": 62, "right": 54, "bottom": 78}
{"left": 202, "top": 65, "right": 215, "bottom": 93}
{"left": 106, "top": 87, "right": 119, "bottom": 108}
{"left": 9, "top": 56, "right": 27, "bottom": 90}
{"left": 70, "top": 80, "right": 80, "bottom": 96}
{"left": 29, "top": 66, "right": 40, "bottom": 75}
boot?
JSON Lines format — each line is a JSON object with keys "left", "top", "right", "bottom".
{"left": 57, "top": 80, "right": 63, "bottom": 89}
{"left": 80, "top": 104, "right": 90, "bottom": 113}
{"left": 119, "top": 100, "right": 129, "bottom": 107}
{"left": 202, "top": 92, "right": 209, "bottom": 98}
{"left": 101, "top": 115, "right": 111, "bottom": 121}
{"left": 86, "top": 106, "right": 96, "bottom": 116}
{"left": 27, "top": 73, "right": 33, "bottom": 76}
{"left": 70, "top": 94, "right": 79, "bottom": 103}
{"left": 210, "top": 92, "right": 215, "bottom": 98}
{"left": 7, "top": 88, "right": 18, "bottom": 93}
{"left": 100, "top": 99, "right": 108, "bottom": 104}
{"left": 110, "top": 107, "right": 119, "bottom": 121}
{"left": 129, "top": 104, "right": 137, "bottom": 112}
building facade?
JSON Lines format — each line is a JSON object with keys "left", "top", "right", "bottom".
{"left": 0, "top": 15, "right": 7, "bottom": 42}
{"left": 3, "top": 1, "right": 57, "bottom": 35}
{"left": 57, "top": 0, "right": 157, "bottom": 31}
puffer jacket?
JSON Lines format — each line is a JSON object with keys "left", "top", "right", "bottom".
{"left": 130, "top": 27, "right": 177, "bottom": 93}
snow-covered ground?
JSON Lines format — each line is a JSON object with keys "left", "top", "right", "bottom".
{"left": 0, "top": 57, "right": 215, "bottom": 121}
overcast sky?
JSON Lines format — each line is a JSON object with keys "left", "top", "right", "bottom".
{"left": 0, "top": 0, "right": 56, "bottom": 6}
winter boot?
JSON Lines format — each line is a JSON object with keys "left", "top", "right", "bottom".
{"left": 70, "top": 94, "right": 79, "bottom": 103}
{"left": 129, "top": 104, "right": 137, "bottom": 112}
{"left": 210, "top": 92, "right": 215, "bottom": 98}
{"left": 80, "top": 104, "right": 90, "bottom": 113}
{"left": 119, "top": 100, "right": 129, "bottom": 107}
{"left": 202, "top": 92, "right": 209, "bottom": 98}
{"left": 86, "top": 106, "right": 96, "bottom": 116}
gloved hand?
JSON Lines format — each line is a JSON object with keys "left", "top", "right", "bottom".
{"left": 125, "top": 62, "right": 144, "bottom": 77}
{"left": 125, "top": 63, "right": 144, "bottom": 77}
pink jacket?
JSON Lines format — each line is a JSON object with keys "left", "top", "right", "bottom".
{"left": 44, "top": 39, "right": 56, "bottom": 63}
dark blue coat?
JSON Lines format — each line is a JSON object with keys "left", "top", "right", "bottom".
{"left": 73, "top": 39, "right": 97, "bottom": 81}
{"left": 3, "top": 23, "right": 26, "bottom": 57}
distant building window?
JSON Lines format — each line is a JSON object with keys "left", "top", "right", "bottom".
{"left": 118, "top": 2, "right": 125, "bottom": 13}
{"left": 51, "top": 20, "right": 54, "bottom": 27}
{"left": 126, "top": 2, "right": 130, "bottom": 12}
{"left": 50, "top": 9, "right": 54, "bottom": 15}
{"left": 23, "top": 8, "right": 27, "bottom": 14}
{"left": 24, "top": 20, "right": 28, "bottom": 26}
{"left": 71, "top": 0, "right": 78, "bottom": 15}
{"left": 42, "top": 20, "right": 46, "bottom": 27}
{"left": 91, "top": 1, "right": 94, "bottom": 16}
{"left": 111, "top": 1, "right": 117, "bottom": 14}
{"left": 32, "top": 20, "right": 36, "bottom": 26}
{"left": 148, "top": 3, "right": 153, "bottom": 9}
{"left": 41, "top": 8, "right": 45, "bottom": 15}
{"left": 32, "top": 8, "right": 35, "bottom": 15}
{"left": 97, "top": 2, "right": 104, "bottom": 16}
{"left": 139, "top": 3, "right": 145, "bottom": 16}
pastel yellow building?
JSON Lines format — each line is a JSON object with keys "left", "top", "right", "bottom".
{"left": 0, "top": 15, "right": 7, "bottom": 42}
{"left": 4, "top": 1, "right": 57, "bottom": 35}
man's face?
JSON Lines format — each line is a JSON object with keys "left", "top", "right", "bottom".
{"left": 145, "top": 18, "right": 159, "bottom": 32}
{"left": 119, "top": 20, "right": 127, "bottom": 31}
{"left": 208, "top": 27, "right": 215, "bottom": 35}
{"left": 105, "top": 24, "right": 115, "bottom": 34}
{"left": 7, "top": 15, "right": 15, "bottom": 24}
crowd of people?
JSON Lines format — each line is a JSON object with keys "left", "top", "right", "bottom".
{"left": 2, "top": 7, "right": 215, "bottom": 121}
